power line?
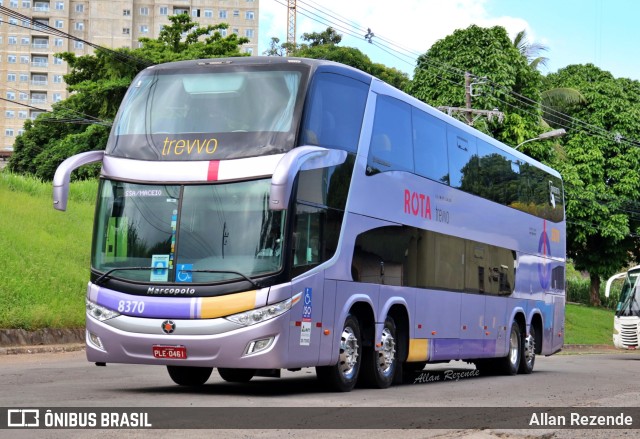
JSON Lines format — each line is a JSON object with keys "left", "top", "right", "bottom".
{"left": 271, "top": 0, "right": 640, "bottom": 151}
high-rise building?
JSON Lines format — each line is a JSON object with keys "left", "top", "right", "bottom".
{"left": 0, "top": 0, "right": 259, "bottom": 153}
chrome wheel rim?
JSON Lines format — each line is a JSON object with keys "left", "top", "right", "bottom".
{"left": 338, "top": 326, "right": 359, "bottom": 379}
{"left": 377, "top": 327, "right": 396, "bottom": 376}
{"left": 524, "top": 333, "right": 535, "bottom": 368}
{"left": 509, "top": 328, "right": 519, "bottom": 366}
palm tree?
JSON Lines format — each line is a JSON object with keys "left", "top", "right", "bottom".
{"left": 513, "top": 29, "right": 549, "bottom": 70}
{"left": 513, "top": 30, "right": 585, "bottom": 128}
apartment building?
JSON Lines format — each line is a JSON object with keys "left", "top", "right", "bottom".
{"left": 0, "top": 0, "right": 260, "bottom": 152}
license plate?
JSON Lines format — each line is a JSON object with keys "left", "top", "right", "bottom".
{"left": 153, "top": 345, "right": 187, "bottom": 359}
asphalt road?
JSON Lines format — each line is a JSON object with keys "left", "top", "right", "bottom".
{"left": 1, "top": 349, "right": 640, "bottom": 438}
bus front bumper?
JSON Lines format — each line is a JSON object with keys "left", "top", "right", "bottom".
{"left": 85, "top": 311, "right": 293, "bottom": 369}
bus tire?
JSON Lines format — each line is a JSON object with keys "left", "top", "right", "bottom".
{"left": 497, "top": 321, "right": 522, "bottom": 375}
{"left": 315, "top": 314, "right": 362, "bottom": 392}
{"left": 167, "top": 365, "right": 213, "bottom": 386}
{"left": 519, "top": 331, "right": 535, "bottom": 374}
{"left": 361, "top": 316, "right": 397, "bottom": 388}
{"left": 217, "top": 368, "right": 255, "bottom": 383}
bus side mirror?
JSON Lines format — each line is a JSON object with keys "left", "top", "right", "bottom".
{"left": 604, "top": 271, "right": 627, "bottom": 298}
{"left": 53, "top": 150, "right": 105, "bottom": 211}
{"left": 269, "top": 146, "right": 347, "bottom": 211}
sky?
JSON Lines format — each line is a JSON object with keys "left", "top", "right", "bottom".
{"left": 258, "top": 0, "right": 640, "bottom": 81}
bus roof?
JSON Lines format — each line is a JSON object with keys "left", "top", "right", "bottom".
{"left": 143, "top": 56, "right": 373, "bottom": 83}
{"left": 141, "top": 56, "right": 561, "bottom": 180}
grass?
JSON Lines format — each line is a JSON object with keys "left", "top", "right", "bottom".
{"left": 565, "top": 303, "right": 614, "bottom": 345}
{"left": 0, "top": 172, "right": 97, "bottom": 329}
{"left": 0, "top": 172, "right": 620, "bottom": 346}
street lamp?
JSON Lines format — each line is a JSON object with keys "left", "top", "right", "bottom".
{"left": 514, "top": 128, "right": 566, "bottom": 150}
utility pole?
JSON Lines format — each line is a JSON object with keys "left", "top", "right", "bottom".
{"left": 287, "top": 0, "right": 297, "bottom": 51}
{"left": 464, "top": 72, "right": 473, "bottom": 125}
{"left": 438, "top": 72, "right": 504, "bottom": 126}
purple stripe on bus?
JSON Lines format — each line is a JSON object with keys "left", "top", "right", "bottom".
{"left": 95, "top": 287, "right": 197, "bottom": 319}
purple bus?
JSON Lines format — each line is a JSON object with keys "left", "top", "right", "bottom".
{"left": 53, "top": 57, "right": 565, "bottom": 391}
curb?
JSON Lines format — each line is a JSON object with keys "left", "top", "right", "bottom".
{"left": 0, "top": 328, "right": 85, "bottom": 355}
{"left": 0, "top": 344, "right": 85, "bottom": 355}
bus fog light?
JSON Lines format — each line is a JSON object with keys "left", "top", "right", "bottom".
{"left": 245, "top": 337, "right": 274, "bottom": 355}
{"left": 88, "top": 331, "right": 105, "bottom": 350}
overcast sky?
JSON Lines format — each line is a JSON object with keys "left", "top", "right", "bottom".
{"left": 259, "top": 0, "right": 639, "bottom": 81}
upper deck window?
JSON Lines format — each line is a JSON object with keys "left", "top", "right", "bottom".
{"left": 300, "top": 72, "right": 368, "bottom": 153}
{"left": 107, "top": 63, "right": 309, "bottom": 161}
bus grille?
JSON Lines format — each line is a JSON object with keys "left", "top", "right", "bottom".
{"left": 620, "top": 322, "right": 639, "bottom": 347}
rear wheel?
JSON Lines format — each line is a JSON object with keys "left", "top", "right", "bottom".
{"left": 217, "top": 368, "right": 256, "bottom": 383}
{"left": 497, "top": 322, "right": 521, "bottom": 375}
{"left": 167, "top": 366, "right": 213, "bottom": 386}
{"left": 518, "top": 331, "right": 535, "bottom": 374}
{"left": 361, "top": 316, "right": 397, "bottom": 388}
{"left": 316, "top": 314, "right": 362, "bottom": 392}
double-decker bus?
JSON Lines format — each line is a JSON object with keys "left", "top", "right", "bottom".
{"left": 605, "top": 266, "right": 640, "bottom": 349}
{"left": 53, "top": 57, "right": 565, "bottom": 391}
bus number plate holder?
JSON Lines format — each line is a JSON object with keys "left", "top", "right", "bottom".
{"left": 153, "top": 345, "right": 187, "bottom": 359}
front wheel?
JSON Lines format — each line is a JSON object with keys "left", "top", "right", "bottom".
{"left": 316, "top": 314, "right": 362, "bottom": 392}
{"left": 167, "top": 366, "right": 213, "bottom": 386}
{"left": 361, "top": 316, "right": 397, "bottom": 388}
{"left": 217, "top": 368, "right": 255, "bottom": 383}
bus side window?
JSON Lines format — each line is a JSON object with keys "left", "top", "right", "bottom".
{"left": 366, "top": 95, "right": 413, "bottom": 175}
{"left": 447, "top": 126, "right": 478, "bottom": 192}
{"left": 413, "top": 109, "right": 449, "bottom": 184}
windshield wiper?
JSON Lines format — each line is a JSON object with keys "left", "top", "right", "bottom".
{"left": 94, "top": 266, "right": 155, "bottom": 286}
{"left": 94, "top": 267, "right": 261, "bottom": 289}
{"left": 181, "top": 269, "right": 261, "bottom": 288}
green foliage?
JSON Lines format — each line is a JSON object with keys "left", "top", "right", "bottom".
{"left": 408, "top": 25, "right": 544, "bottom": 152}
{"left": 8, "top": 13, "right": 249, "bottom": 181}
{"left": 0, "top": 173, "right": 97, "bottom": 329}
{"left": 273, "top": 27, "right": 410, "bottom": 91}
{"left": 545, "top": 64, "right": 640, "bottom": 304}
{"left": 564, "top": 303, "right": 613, "bottom": 345}
{"left": 137, "top": 14, "right": 249, "bottom": 63}
{"left": 513, "top": 29, "right": 549, "bottom": 70}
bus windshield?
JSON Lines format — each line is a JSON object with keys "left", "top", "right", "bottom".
{"left": 617, "top": 269, "right": 640, "bottom": 317}
{"left": 92, "top": 179, "right": 285, "bottom": 285}
{"left": 106, "top": 64, "right": 308, "bottom": 161}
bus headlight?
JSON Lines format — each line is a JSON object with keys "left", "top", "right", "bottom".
{"left": 86, "top": 299, "right": 120, "bottom": 322}
{"left": 225, "top": 292, "right": 301, "bottom": 327}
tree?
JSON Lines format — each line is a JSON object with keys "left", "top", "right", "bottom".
{"left": 512, "top": 29, "right": 586, "bottom": 129}
{"left": 278, "top": 27, "right": 409, "bottom": 91}
{"left": 408, "top": 25, "right": 547, "bottom": 158}
{"left": 263, "top": 37, "right": 286, "bottom": 57}
{"left": 137, "top": 14, "right": 249, "bottom": 63}
{"left": 513, "top": 29, "right": 549, "bottom": 70}
{"left": 545, "top": 64, "right": 640, "bottom": 305}
{"left": 8, "top": 14, "right": 249, "bottom": 180}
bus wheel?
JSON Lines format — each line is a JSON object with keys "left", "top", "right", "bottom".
{"left": 217, "top": 368, "right": 256, "bottom": 383}
{"left": 166, "top": 366, "right": 213, "bottom": 386}
{"left": 519, "top": 332, "right": 535, "bottom": 374}
{"left": 498, "top": 322, "right": 522, "bottom": 375}
{"left": 361, "top": 316, "right": 397, "bottom": 388}
{"left": 316, "top": 314, "right": 362, "bottom": 392}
